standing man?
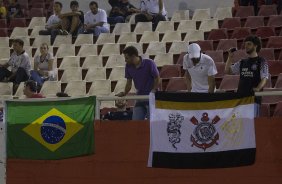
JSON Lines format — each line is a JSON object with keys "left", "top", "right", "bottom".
{"left": 135, "top": 0, "right": 167, "bottom": 30}
{"left": 225, "top": 35, "right": 269, "bottom": 95}
{"left": 183, "top": 43, "right": 217, "bottom": 93}
{"left": 39, "top": 1, "right": 63, "bottom": 44}
{"left": 116, "top": 46, "right": 160, "bottom": 120}
{"left": 81, "top": 1, "right": 110, "bottom": 36}
{"left": 0, "top": 39, "right": 31, "bottom": 90}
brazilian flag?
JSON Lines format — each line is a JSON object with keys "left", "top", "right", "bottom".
{"left": 6, "top": 96, "right": 95, "bottom": 160}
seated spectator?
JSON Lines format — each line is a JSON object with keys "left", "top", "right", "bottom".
{"left": 39, "top": 1, "right": 63, "bottom": 45}
{"left": 0, "top": 0, "right": 7, "bottom": 19}
{"left": 23, "top": 80, "right": 44, "bottom": 98}
{"left": 135, "top": 0, "right": 167, "bottom": 30}
{"left": 79, "top": 1, "right": 109, "bottom": 36}
{"left": 59, "top": 0, "right": 84, "bottom": 37}
{"left": 103, "top": 99, "right": 133, "bottom": 120}
{"left": 30, "top": 43, "right": 56, "bottom": 87}
{"left": 0, "top": 38, "right": 30, "bottom": 91}
{"left": 108, "top": 0, "right": 140, "bottom": 24}
{"left": 7, "top": 0, "right": 23, "bottom": 19}
{"left": 56, "top": 92, "right": 70, "bottom": 97}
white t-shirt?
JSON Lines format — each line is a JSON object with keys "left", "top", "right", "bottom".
{"left": 8, "top": 51, "right": 31, "bottom": 76}
{"left": 140, "top": 0, "right": 167, "bottom": 17}
{"left": 34, "top": 52, "right": 54, "bottom": 71}
{"left": 46, "top": 14, "right": 61, "bottom": 29}
{"left": 183, "top": 53, "right": 217, "bottom": 93}
{"left": 84, "top": 9, "right": 110, "bottom": 30}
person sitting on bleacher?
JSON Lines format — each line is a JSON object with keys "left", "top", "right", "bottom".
{"left": 0, "top": 38, "right": 30, "bottom": 92}
{"left": 23, "top": 80, "right": 44, "bottom": 98}
{"left": 58, "top": 0, "right": 84, "bottom": 37}
{"left": 7, "top": 0, "right": 23, "bottom": 19}
{"left": 30, "top": 43, "right": 56, "bottom": 87}
{"left": 135, "top": 0, "right": 167, "bottom": 30}
{"left": 39, "top": 1, "right": 63, "bottom": 45}
{"left": 0, "top": 0, "right": 7, "bottom": 19}
{"left": 79, "top": 1, "right": 109, "bottom": 36}
{"left": 103, "top": 99, "right": 133, "bottom": 120}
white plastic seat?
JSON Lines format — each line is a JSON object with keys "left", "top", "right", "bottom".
{"left": 0, "top": 47, "right": 11, "bottom": 59}
{"left": 53, "top": 35, "right": 72, "bottom": 47}
{"left": 192, "top": 8, "right": 211, "bottom": 21}
{"left": 0, "top": 82, "right": 13, "bottom": 96}
{"left": 145, "top": 42, "right": 166, "bottom": 55}
{"left": 177, "top": 20, "right": 196, "bottom": 32}
{"left": 117, "top": 32, "right": 137, "bottom": 44}
{"left": 155, "top": 21, "right": 175, "bottom": 33}
{"left": 64, "top": 80, "right": 86, "bottom": 97}
{"left": 88, "top": 79, "right": 111, "bottom": 96}
{"left": 84, "top": 67, "right": 106, "bottom": 81}
{"left": 32, "top": 35, "right": 51, "bottom": 47}
{"left": 105, "top": 54, "right": 125, "bottom": 68}
{"left": 60, "top": 67, "right": 82, "bottom": 83}
{"left": 40, "top": 81, "right": 61, "bottom": 97}
{"left": 74, "top": 34, "right": 93, "bottom": 45}
{"left": 169, "top": 41, "right": 189, "bottom": 54}
{"left": 96, "top": 33, "right": 115, "bottom": 44}
{"left": 183, "top": 29, "right": 204, "bottom": 42}
{"left": 0, "top": 37, "right": 9, "bottom": 47}
{"left": 14, "top": 82, "right": 25, "bottom": 99}
{"left": 214, "top": 7, "right": 232, "bottom": 20}
{"left": 154, "top": 53, "right": 174, "bottom": 67}
{"left": 113, "top": 79, "right": 136, "bottom": 93}
{"left": 199, "top": 19, "right": 219, "bottom": 32}
{"left": 82, "top": 55, "right": 103, "bottom": 69}
{"left": 59, "top": 56, "right": 80, "bottom": 69}
{"left": 161, "top": 30, "right": 182, "bottom": 42}
{"left": 28, "top": 17, "right": 46, "bottom": 29}
{"left": 134, "top": 22, "right": 152, "bottom": 34}
{"left": 112, "top": 22, "right": 131, "bottom": 34}
{"left": 108, "top": 66, "right": 125, "bottom": 81}
{"left": 171, "top": 10, "right": 190, "bottom": 21}
{"left": 139, "top": 31, "right": 159, "bottom": 43}
{"left": 77, "top": 44, "right": 98, "bottom": 57}
{"left": 55, "top": 44, "right": 75, "bottom": 58}
{"left": 99, "top": 43, "right": 120, "bottom": 56}
{"left": 30, "top": 26, "right": 45, "bottom": 38}
{"left": 10, "top": 27, "right": 29, "bottom": 38}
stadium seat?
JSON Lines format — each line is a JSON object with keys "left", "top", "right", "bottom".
{"left": 96, "top": 33, "right": 115, "bottom": 44}
{"left": 40, "top": 81, "right": 61, "bottom": 98}
{"left": 117, "top": 32, "right": 137, "bottom": 44}
{"left": 161, "top": 30, "right": 182, "bottom": 42}
{"left": 125, "top": 42, "right": 143, "bottom": 54}
{"left": 258, "top": 48, "right": 275, "bottom": 61}
{"left": 207, "top": 28, "right": 228, "bottom": 40}
{"left": 14, "top": 82, "right": 25, "bottom": 99}
{"left": 273, "top": 102, "right": 282, "bottom": 117}
{"left": 232, "top": 49, "right": 248, "bottom": 63}
{"left": 84, "top": 67, "right": 106, "bottom": 81}
{"left": 214, "top": 7, "right": 232, "bottom": 20}
{"left": 266, "top": 36, "right": 282, "bottom": 48}
{"left": 74, "top": 34, "right": 94, "bottom": 45}
{"left": 194, "top": 40, "right": 214, "bottom": 51}
{"left": 155, "top": 21, "right": 175, "bottom": 33}
{"left": 10, "top": 27, "right": 28, "bottom": 38}
{"left": 0, "top": 37, "right": 9, "bottom": 47}
{"left": 105, "top": 54, "right": 125, "bottom": 68}
{"left": 165, "top": 77, "right": 187, "bottom": 92}
{"left": 205, "top": 50, "right": 224, "bottom": 63}
{"left": 60, "top": 67, "right": 82, "bottom": 83}
{"left": 145, "top": 42, "right": 166, "bottom": 55}
{"left": 258, "top": 4, "right": 278, "bottom": 16}
{"left": 108, "top": 66, "right": 125, "bottom": 81}
{"left": 168, "top": 41, "right": 188, "bottom": 54}
{"left": 275, "top": 73, "right": 282, "bottom": 88}
{"left": 113, "top": 79, "right": 136, "bottom": 93}
{"left": 244, "top": 16, "right": 265, "bottom": 28}
{"left": 235, "top": 6, "right": 255, "bottom": 18}
{"left": 88, "top": 80, "right": 111, "bottom": 96}
{"left": 268, "top": 60, "right": 282, "bottom": 77}
{"left": 221, "top": 17, "right": 241, "bottom": 29}
{"left": 56, "top": 44, "right": 75, "bottom": 58}
{"left": 192, "top": 8, "right": 211, "bottom": 21}
{"left": 171, "top": 10, "right": 190, "bottom": 21}
{"left": 199, "top": 19, "right": 219, "bottom": 32}
{"left": 112, "top": 22, "right": 131, "bottom": 34}
{"left": 64, "top": 80, "right": 86, "bottom": 97}
{"left": 230, "top": 27, "right": 251, "bottom": 39}
{"left": 267, "top": 15, "right": 282, "bottom": 27}
{"left": 30, "top": 26, "right": 45, "bottom": 38}
{"left": 9, "top": 18, "right": 27, "bottom": 29}
{"left": 139, "top": 31, "right": 159, "bottom": 43}
{"left": 77, "top": 44, "right": 98, "bottom": 57}
{"left": 177, "top": 20, "right": 196, "bottom": 31}
{"left": 134, "top": 22, "right": 152, "bottom": 34}
{"left": 218, "top": 75, "right": 240, "bottom": 91}
{"left": 255, "top": 26, "right": 276, "bottom": 39}
{"left": 59, "top": 56, "right": 80, "bottom": 69}
{"left": 0, "top": 82, "right": 13, "bottom": 96}
{"left": 176, "top": 52, "right": 186, "bottom": 66}
{"left": 53, "top": 35, "right": 72, "bottom": 47}
{"left": 82, "top": 55, "right": 103, "bottom": 69}
{"left": 159, "top": 64, "right": 182, "bottom": 78}
{"left": 0, "top": 19, "right": 7, "bottom": 28}
{"left": 259, "top": 103, "right": 270, "bottom": 117}
{"left": 99, "top": 43, "right": 120, "bottom": 56}
{"left": 153, "top": 53, "right": 174, "bottom": 67}
{"left": 28, "top": 8, "right": 45, "bottom": 18}
{"left": 0, "top": 28, "right": 8, "bottom": 37}
{"left": 0, "top": 47, "right": 11, "bottom": 59}
{"left": 216, "top": 39, "right": 238, "bottom": 51}
{"left": 183, "top": 29, "right": 204, "bottom": 42}
{"left": 262, "top": 88, "right": 282, "bottom": 105}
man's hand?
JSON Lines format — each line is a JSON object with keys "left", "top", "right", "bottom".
{"left": 253, "top": 88, "right": 261, "bottom": 92}
{"left": 116, "top": 92, "right": 126, "bottom": 97}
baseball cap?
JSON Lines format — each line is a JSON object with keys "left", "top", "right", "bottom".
{"left": 188, "top": 43, "right": 201, "bottom": 59}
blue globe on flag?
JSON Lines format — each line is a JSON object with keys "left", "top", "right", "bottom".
{"left": 41, "top": 116, "right": 66, "bottom": 144}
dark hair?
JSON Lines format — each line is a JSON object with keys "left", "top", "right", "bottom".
{"left": 89, "top": 1, "right": 98, "bottom": 7}
{"left": 54, "top": 1, "right": 63, "bottom": 8}
{"left": 244, "top": 35, "right": 262, "bottom": 52}
{"left": 123, "top": 46, "right": 139, "bottom": 57}
{"left": 70, "top": 0, "right": 79, "bottom": 7}
{"left": 56, "top": 92, "right": 70, "bottom": 97}
{"left": 25, "top": 80, "right": 37, "bottom": 92}
{"left": 12, "top": 38, "right": 24, "bottom": 47}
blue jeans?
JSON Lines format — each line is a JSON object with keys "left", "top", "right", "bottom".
{"left": 30, "top": 70, "right": 45, "bottom": 86}
{"left": 79, "top": 26, "right": 109, "bottom": 36}
{"left": 107, "top": 16, "right": 125, "bottom": 25}
{"left": 132, "top": 100, "right": 149, "bottom": 120}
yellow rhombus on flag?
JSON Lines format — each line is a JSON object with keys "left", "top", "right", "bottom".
{"left": 23, "top": 108, "right": 83, "bottom": 152}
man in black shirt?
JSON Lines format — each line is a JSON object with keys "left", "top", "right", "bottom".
{"left": 103, "top": 99, "right": 133, "bottom": 120}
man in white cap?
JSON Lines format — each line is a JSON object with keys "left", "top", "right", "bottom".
{"left": 183, "top": 43, "right": 217, "bottom": 93}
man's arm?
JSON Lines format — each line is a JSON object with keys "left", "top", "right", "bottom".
{"left": 152, "top": 76, "right": 160, "bottom": 92}
{"left": 184, "top": 71, "right": 192, "bottom": 92}
{"left": 116, "top": 79, "right": 132, "bottom": 97}
{"left": 60, "top": 11, "right": 82, "bottom": 18}
{"left": 208, "top": 75, "right": 216, "bottom": 93}
{"left": 158, "top": 0, "right": 164, "bottom": 14}
{"left": 253, "top": 78, "right": 267, "bottom": 92}
{"left": 224, "top": 50, "right": 234, "bottom": 74}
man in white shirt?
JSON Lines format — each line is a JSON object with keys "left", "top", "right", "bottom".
{"left": 39, "top": 1, "right": 63, "bottom": 44}
{"left": 0, "top": 39, "right": 31, "bottom": 90}
{"left": 80, "top": 1, "right": 110, "bottom": 36}
{"left": 183, "top": 43, "right": 217, "bottom": 93}
{"left": 135, "top": 0, "right": 167, "bottom": 30}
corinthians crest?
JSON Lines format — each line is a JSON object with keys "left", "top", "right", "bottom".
{"left": 190, "top": 113, "right": 220, "bottom": 151}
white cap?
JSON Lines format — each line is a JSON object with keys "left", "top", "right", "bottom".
{"left": 188, "top": 43, "right": 201, "bottom": 59}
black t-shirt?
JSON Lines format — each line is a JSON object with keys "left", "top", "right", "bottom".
{"left": 8, "top": 3, "right": 23, "bottom": 17}
{"left": 103, "top": 111, "right": 133, "bottom": 120}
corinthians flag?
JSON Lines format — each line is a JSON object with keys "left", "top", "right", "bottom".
{"left": 148, "top": 92, "right": 257, "bottom": 168}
